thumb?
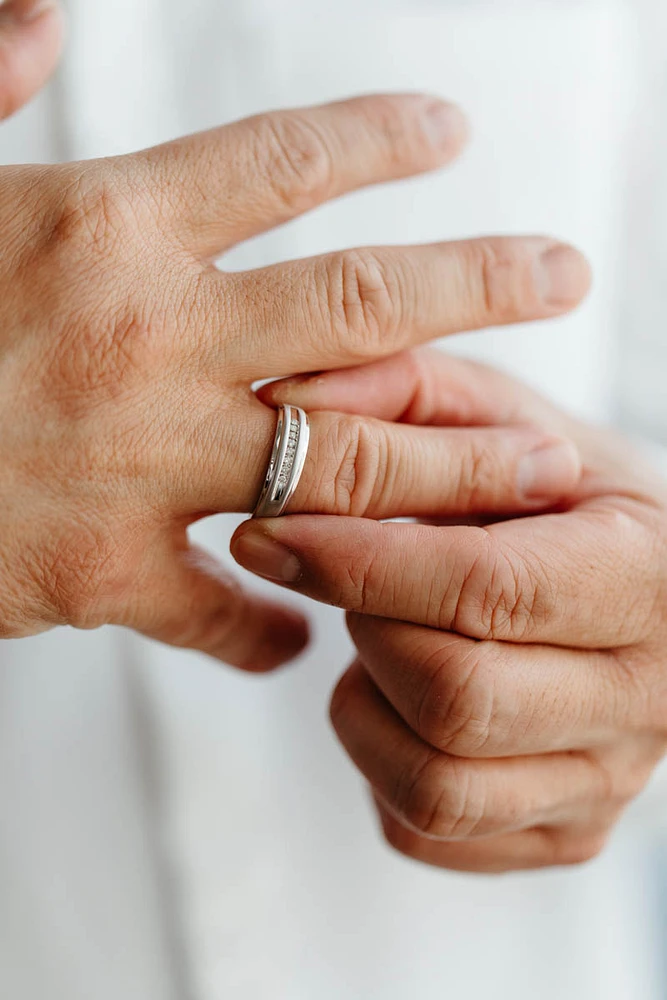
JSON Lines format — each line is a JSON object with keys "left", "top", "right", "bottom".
{"left": 0, "top": 0, "right": 64, "bottom": 120}
{"left": 122, "top": 539, "right": 310, "bottom": 673}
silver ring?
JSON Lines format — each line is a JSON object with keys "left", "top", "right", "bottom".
{"left": 253, "top": 404, "right": 310, "bottom": 518}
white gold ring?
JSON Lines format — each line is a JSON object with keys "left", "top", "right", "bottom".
{"left": 253, "top": 404, "right": 310, "bottom": 518}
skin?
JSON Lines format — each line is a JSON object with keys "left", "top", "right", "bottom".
{"left": 0, "top": 0, "right": 590, "bottom": 673}
{"left": 232, "top": 349, "right": 667, "bottom": 873}
{"left": 10, "top": 0, "right": 664, "bottom": 881}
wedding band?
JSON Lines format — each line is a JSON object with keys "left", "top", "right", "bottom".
{"left": 253, "top": 404, "right": 310, "bottom": 518}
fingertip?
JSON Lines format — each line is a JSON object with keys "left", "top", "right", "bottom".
{"left": 517, "top": 437, "right": 582, "bottom": 503}
{"left": 256, "top": 353, "right": 418, "bottom": 419}
{"left": 231, "top": 523, "right": 303, "bottom": 585}
{"left": 345, "top": 92, "right": 469, "bottom": 174}
{"left": 419, "top": 97, "right": 470, "bottom": 164}
{"left": 538, "top": 241, "right": 593, "bottom": 310}
{"left": 256, "top": 374, "right": 317, "bottom": 409}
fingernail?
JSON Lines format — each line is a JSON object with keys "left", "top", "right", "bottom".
{"left": 517, "top": 440, "right": 580, "bottom": 501}
{"left": 538, "top": 244, "right": 591, "bottom": 306}
{"left": 422, "top": 99, "right": 468, "bottom": 152}
{"left": 0, "top": 0, "right": 56, "bottom": 22}
{"left": 233, "top": 530, "right": 302, "bottom": 584}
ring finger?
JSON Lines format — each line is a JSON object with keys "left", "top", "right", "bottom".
{"left": 186, "top": 399, "right": 581, "bottom": 518}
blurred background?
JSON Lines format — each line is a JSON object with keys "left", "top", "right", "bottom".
{"left": 1, "top": 1, "right": 667, "bottom": 998}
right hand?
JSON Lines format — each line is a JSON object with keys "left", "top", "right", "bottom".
{"left": 0, "top": 2, "right": 591, "bottom": 669}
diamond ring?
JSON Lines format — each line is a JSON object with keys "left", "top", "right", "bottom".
{"left": 253, "top": 404, "right": 310, "bottom": 518}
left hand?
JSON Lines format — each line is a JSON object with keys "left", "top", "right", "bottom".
{"left": 232, "top": 349, "right": 667, "bottom": 873}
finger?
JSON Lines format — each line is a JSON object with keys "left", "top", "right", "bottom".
{"left": 183, "top": 392, "right": 580, "bottom": 519}
{"left": 346, "top": 616, "right": 632, "bottom": 758}
{"left": 330, "top": 661, "right": 619, "bottom": 841}
{"left": 216, "top": 236, "right": 591, "bottom": 377}
{"left": 372, "top": 794, "right": 608, "bottom": 873}
{"left": 0, "top": 0, "right": 64, "bottom": 120}
{"left": 261, "top": 350, "right": 652, "bottom": 498}
{"left": 261, "top": 351, "right": 505, "bottom": 423}
{"left": 119, "top": 536, "right": 309, "bottom": 672}
{"left": 259, "top": 348, "right": 560, "bottom": 429}
{"left": 227, "top": 408, "right": 581, "bottom": 520}
{"left": 138, "top": 93, "right": 468, "bottom": 258}
{"left": 230, "top": 498, "right": 654, "bottom": 648}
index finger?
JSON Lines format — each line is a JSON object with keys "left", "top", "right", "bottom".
{"left": 134, "top": 93, "right": 468, "bottom": 258}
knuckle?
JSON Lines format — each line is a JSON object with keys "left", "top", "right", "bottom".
{"left": 584, "top": 748, "right": 650, "bottom": 809}
{"left": 323, "top": 249, "right": 401, "bottom": 357}
{"left": 42, "top": 167, "right": 136, "bottom": 259}
{"left": 471, "top": 238, "right": 540, "bottom": 324}
{"left": 396, "top": 754, "right": 487, "bottom": 840}
{"left": 453, "top": 533, "right": 545, "bottom": 641}
{"left": 326, "top": 416, "right": 389, "bottom": 518}
{"left": 395, "top": 753, "right": 445, "bottom": 836}
{"left": 584, "top": 752, "right": 620, "bottom": 804}
{"left": 41, "top": 305, "right": 165, "bottom": 408}
{"left": 608, "top": 507, "right": 663, "bottom": 641}
{"left": 616, "top": 647, "right": 663, "bottom": 732}
{"left": 88, "top": 306, "right": 166, "bottom": 393}
{"left": 256, "top": 112, "right": 334, "bottom": 214}
{"left": 23, "top": 171, "right": 170, "bottom": 405}
{"left": 31, "top": 180, "right": 167, "bottom": 401}
{"left": 456, "top": 439, "right": 502, "bottom": 509}
{"left": 416, "top": 642, "right": 496, "bottom": 757}
{"left": 336, "top": 553, "right": 383, "bottom": 614}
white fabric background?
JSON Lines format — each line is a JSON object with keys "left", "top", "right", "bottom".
{"left": 0, "top": 2, "right": 666, "bottom": 999}
{"left": 618, "top": 0, "right": 667, "bottom": 439}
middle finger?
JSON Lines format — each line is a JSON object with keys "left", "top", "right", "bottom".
{"left": 199, "top": 235, "right": 591, "bottom": 378}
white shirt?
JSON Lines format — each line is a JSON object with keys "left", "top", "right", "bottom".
{"left": 0, "top": 2, "right": 664, "bottom": 999}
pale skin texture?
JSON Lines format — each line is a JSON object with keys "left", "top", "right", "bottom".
{"left": 0, "top": 0, "right": 590, "bottom": 673}
{"left": 232, "top": 351, "right": 667, "bottom": 872}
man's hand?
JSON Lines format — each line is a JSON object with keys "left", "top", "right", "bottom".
{"left": 0, "top": 15, "right": 592, "bottom": 671}
{"left": 233, "top": 349, "right": 667, "bottom": 871}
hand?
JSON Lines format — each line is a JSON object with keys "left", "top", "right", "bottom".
{"left": 232, "top": 349, "right": 667, "bottom": 871}
{"left": 0, "top": 14, "right": 592, "bottom": 669}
